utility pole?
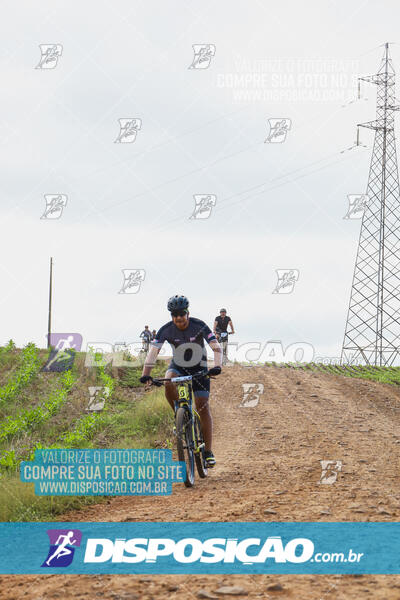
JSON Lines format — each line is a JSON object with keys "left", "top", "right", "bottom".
{"left": 47, "top": 257, "right": 53, "bottom": 349}
{"left": 341, "top": 43, "right": 400, "bottom": 366}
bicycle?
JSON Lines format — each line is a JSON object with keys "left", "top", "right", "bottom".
{"left": 151, "top": 371, "right": 212, "bottom": 487}
{"left": 216, "top": 331, "right": 232, "bottom": 365}
{"left": 140, "top": 338, "right": 151, "bottom": 354}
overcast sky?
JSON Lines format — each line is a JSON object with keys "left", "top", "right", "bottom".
{"left": 0, "top": 0, "right": 398, "bottom": 361}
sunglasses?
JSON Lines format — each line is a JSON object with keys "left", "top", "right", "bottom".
{"left": 171, "top": 310, "right": 188, "bottom": 318}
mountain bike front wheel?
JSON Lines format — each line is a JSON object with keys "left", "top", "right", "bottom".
{"left": 176, "top": 407, "right": 195, "bottom": 487}
{"left": 194, "top": 414, "right": 208, "bottom": 479}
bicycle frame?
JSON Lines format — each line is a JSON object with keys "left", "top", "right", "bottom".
{"left": 217, "top": 332, "right": 230, "bottom": 364}
{"left": 171, "top": 375, "right": 205, "bottom": 456}
{"left": 140, "top": 338, "right": 150, "bottom": 352}
{"left": 150, "top": 371, "right": 211, "bottom": 486}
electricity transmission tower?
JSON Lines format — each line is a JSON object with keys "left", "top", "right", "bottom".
{"left": 341, "top": 43, "right": 400, "bottom": 366}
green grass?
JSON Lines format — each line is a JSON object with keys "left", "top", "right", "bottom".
{"left": 0, "top": 387, "right": 173, "bottom": 521}
{"left": 0, "top": 343, "right": 42, "bottom": 405}
{"left": 101, "top": 387, "right": 174, "bottom": 449}
{"left": 0, "top": 340, "right": 17, "bottom": 373}
{"left": 266, "top": 361, "right": 400, "bottom": 385}
{"left": 0, "top": 343, "right": 171, "bottom": 521}
{"left": 119, "top": 359, "right": 167, "bottom": 387}
{"left": 0, "top": 371, "right": 75, "bottom": 442}
{"left": 0, "top": 473, "right": 104, "bottom": 521}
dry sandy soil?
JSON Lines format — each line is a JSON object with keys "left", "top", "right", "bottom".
{"left": 2, "top": 364, "right": 400, "bottom": 599}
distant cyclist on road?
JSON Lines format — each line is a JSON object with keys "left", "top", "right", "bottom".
{"left": 140, "top": 326, "right": 152, "bottom": 352}
{"left": 151, "top": 329, "right": 157, "bottom": 341}
{"left": 213, "top": 308, "right": 235, "bottom": 340}
{"left": 140, "top": 326, "right": 152, "bottom": 341}
{"left": 140, "top": 295, "right": 222, "bottom": 467}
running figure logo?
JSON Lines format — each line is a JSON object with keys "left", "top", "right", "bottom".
{"left": 318, "top": 460, "right": 342, "bottom": 485}
{"left": 41, "top": 529, "right": 82, "bottom": 568}
{"left": 86, "top": 385, "right": 110, "bottom": 412}
{"left": 35, "top": 44, "right": 63, "bottom": 69}
{"left": 343, "top": 194, "right": 370, "bottom": 219}
{"left": 188, "top": 44, "right": 216, "bottom": 69}
{"left": 42, "top": 333, "right": 83, "bottom": 372}
{"left": 114, "top": 118, "right": 142, "bottom": 143}
{"left": 272, "top": 269, "right": 299, "bottom": 294}
{"left": 50, "top": 334, "right": 82, "bottom": 351}
{"left": 189, "top": 195, "right": 217, "bottom": 219}
{"left": 118, "top": 269, "right": 146, "bottom": 294}
{"left": 240, "top": 384, "right": 264, "bottom": 408}
{"left": 40, "top": 194, "right": 67, "bottom": 220}
{"left": 265, "top": 118, "right": 291, "bottom": 143}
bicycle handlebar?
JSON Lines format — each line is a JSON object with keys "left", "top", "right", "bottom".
{"left": 150, "top": 370, "right": 214, "bottom": 386}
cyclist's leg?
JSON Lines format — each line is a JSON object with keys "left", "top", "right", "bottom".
{"left": 192, "top": 375, "right": 212, "bottom": 451}
{"left": 164, "top": 365, "right": 180, "bottom": 411}
{"left": 194, "top": 394, "right": 212, "bottom": 451}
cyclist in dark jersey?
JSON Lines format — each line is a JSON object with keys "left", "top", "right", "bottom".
{"left": 140, "top": 326, "right": 152, "bottom": 351}
{"left": 213, "top": 308, "right": 235, "bottom": 340}
{"left": 140, "top": 326, "right": 152, "bottom": 339}
{"left": 140, "top": 295, "right": 222, "bottom": 467}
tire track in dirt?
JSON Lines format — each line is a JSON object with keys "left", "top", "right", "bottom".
{"left": 2, "top": 365, "right": 400, "bottom": 599}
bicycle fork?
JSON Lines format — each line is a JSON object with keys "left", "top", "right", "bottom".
{"left": 174, "top": 384, "right": 204, "bottom": 455}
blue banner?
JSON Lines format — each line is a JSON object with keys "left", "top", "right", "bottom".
{"left": 1, "top": 522, "right": 400, "bottom": 574}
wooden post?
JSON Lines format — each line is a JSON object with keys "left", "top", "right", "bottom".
{"left": 47, "top": 257, "right": 53, "bottom": 349}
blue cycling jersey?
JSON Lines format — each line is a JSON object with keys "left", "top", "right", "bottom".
{"left": 152, "top": 317, "right": 216, "bottom": 372}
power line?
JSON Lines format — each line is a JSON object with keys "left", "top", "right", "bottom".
{"left": 151, "top": 149, "right": 356, "bottom": 237}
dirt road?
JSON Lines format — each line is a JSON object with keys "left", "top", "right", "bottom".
{"left": 2, "top": 364, "right": 400, "bottom": 599}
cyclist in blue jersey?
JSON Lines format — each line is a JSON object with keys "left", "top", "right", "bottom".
{"left": 140, "top": 295, "right": 222, "bottom": 467}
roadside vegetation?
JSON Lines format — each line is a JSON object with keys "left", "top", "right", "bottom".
{"left": 6, "top": 339, "right": 398, "bottom": 522}
{"left": 265, "top": 361, "right": 400, "bottom": 385}
{"left": 0, "top": 342, "right": 169, "bottom": 521}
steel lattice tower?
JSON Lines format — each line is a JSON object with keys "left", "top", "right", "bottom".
{"left": 341, "top": 43, "right": 400, "bottom": 366}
